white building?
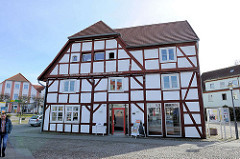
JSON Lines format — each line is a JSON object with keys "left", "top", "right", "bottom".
{"left": 0, "top": 73, "right": 45, "bottom": 113}
{"left": 202, "top": 65, "right": 240, "bottom": 108}
{"left": 38, "top": 21, "right": 206, "bottom": 138}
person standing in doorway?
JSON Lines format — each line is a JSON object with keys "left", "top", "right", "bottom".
{"left": 0, "top": 112, "right": 12, "bottom": 157}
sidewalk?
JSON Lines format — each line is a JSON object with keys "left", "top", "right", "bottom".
{"left": 5, "top": 142, "right": 34, "bottom": 159}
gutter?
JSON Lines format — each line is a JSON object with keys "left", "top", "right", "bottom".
{"left": 38, "top": 80, "right": 47, "bottom": 133}
{"left": 68, "top": 33, "right": 120, "bottom": 40}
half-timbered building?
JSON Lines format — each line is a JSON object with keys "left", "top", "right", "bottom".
{"left": 38, "top": 20, "right": 206, "bottom": 138}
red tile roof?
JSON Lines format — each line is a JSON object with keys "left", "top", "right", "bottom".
{"left": 33, "top": 85, "right": 45, "bottom": 92}
{"left": 69, "top": 21, "right": 117, "bottom": 39}
{"left": 5, "top": 73, "right": 30, "bottom": 82}
{"left": 69, "top": 20, "right": 199, "bottom": 48}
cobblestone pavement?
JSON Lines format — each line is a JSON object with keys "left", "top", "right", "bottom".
{"left": 5, "top": 124, "right": 240, "bottom": 159}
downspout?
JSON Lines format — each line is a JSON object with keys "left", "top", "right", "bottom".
{"left": 38, "top": 80, "right": 47, "bottom": 133}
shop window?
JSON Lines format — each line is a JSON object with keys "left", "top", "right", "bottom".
{"left": 63, "top": 80, "right": 75, "bottom": 92}
{"left": 222, "top": 93, "right": 227, "bottom": 100}
{"left": 51, "top": 106, "right": 64, "bottom": 122}
{"left": 160, "top": 47, "right": 176, "bottom": 63}
{"left": 65, "top": 106, "right": 79, "bottom": 122}
{"left": 82, "top": 53, "right": 91, "bottom": 62}
{"left": 94, "top": 52, "right": 104, "bottom": 61}
{"left": 109, "top": 78, "right": 123, "bottom": 91}
{"left": 162, "top": 74, "right": 179, "bottom": 90}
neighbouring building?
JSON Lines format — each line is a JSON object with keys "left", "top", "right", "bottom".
{"left": 202, "top": 65, "right": 240, "bottom": 108}
{"left": 38, "top": 20, "right": 206, "bottom": 138}
{"left": 0, "top": 73, "right": 45, "bottom": 113}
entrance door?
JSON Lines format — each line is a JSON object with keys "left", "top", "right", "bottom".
{"left": 165, "top": 103, "right": 181, "bottom": 136}
{"left": 147, "top": 104, "right": 162, "bottom": 136}
{"left": 112, "top": 108, "right": 125, "bottom": 134}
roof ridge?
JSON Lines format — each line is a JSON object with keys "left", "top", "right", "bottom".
{"left": 114, "top": 20, "right": 187, "bottom": 31}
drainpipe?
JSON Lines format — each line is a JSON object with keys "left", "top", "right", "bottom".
{"left": 38, "top": 80, "right": 47, "bottom": 133}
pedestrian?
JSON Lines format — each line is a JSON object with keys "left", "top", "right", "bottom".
{"left": 0, "top": 112, "right": 12, "bottom": 157}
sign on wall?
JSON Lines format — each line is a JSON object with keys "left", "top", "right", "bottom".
{"left": 207, "top": 108, "right": 230, "bottom": 123}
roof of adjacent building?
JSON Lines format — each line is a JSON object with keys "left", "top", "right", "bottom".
{"left": 69, "top": 20, "right": 199, "bottom": 48}
{"left": 33, "top": 85, "right": 45, "bottom": 92}
{"left": 5, "top": 73, "right": 30, "bottom": 82}
{"left": 202, "top": 65, "right": 240, "bottom": 82}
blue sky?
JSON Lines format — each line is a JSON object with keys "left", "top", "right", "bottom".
{"left": 1, "top": 0, "right": 240, "bottom": 84}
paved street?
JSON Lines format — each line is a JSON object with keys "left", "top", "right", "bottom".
{"left": 4, "top": 124, "right": 240, "bottom": 159}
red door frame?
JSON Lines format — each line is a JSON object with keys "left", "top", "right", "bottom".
{"left": 112, "top": 108, "right": 126, "bottom": 134}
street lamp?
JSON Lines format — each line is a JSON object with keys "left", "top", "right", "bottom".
{"left": 228, "top": 81, "right": 239, "bottom": 139}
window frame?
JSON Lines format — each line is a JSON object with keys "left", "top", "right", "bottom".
{"left": 23, "top": 84, "right": 29, "bottom": 90}
{"left": 6, "top": 83, "right": 11, "bottom": 89}
{"left": 65, "top": 106, "right": 80, "bottom": 123}
{"left": 208, "top": 94, "right": 213, "bottom": 102}
{"left": 210, "top": 83, "right": 215, "bottom": 89}
{"left": 71, "top": 55, "right": 78, "bottom": 62}
{"left": 160, "top": 47, "right": 176, "bottom": 63}
{"left": 220, "top": 82, "right": 225, "bottom": 88}
{"left": 13, "top": 94, "right": 18, "bottom": 100}
{"left": 50, "top": 105, "right": 64, "bottom": 123}
{"left": 94, "top": 52, "right": 105, "bottom": 61}
{"left": 222, "top": 93, "right": 227, "bottom": 100}
{"left": 161, "top": 74, "right": 180, "bottom": 90}
{"left": 63, "top": 80, "right": 76, "bottom": 93}
{"left": 15, "top": 84, "right": 20, "bottom": 89}
{"left": 82, "top": 52, "right": 92, "bottom": 62}
{"left": 108, "top": 77, "right": 124, "bottom": 92}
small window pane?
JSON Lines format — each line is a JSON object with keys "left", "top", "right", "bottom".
{"left": 24, "top": 85, "right": 28, "bottom": 89}
{"left": 52, "top": 107, "right": 57, "bottom": 111}
{"left": 168, "top": 49, "right": 175, "bottom": 60}
{"left": 67, "top": 107, "right": 72, "bottom": 111}
{"left": 163, "top": 76, "right": 170, "bottom": 88}
{"left": 161, "top": 50, "right": 167, "bottom": 61}
{"left": 117, "top": 79, "right": 122, "bottom": 90}
{"left": 73, "top": 112, "right": 78, "bottom": 121}
{"left": 6, "top": 84, "right": 11, "bottom": 88}
{"left": 232, "top": 80, "right": 238, "bottom": 86}
{"left": 66, "top": 112, "right": 71, "bottom": 121}
{"left": 70, "top": 81, "right": 75, "bottom": 92}
{"left": 64, "top": 81, "right": 69, "bottom": 92}
{"left": 15, "top": 84, "right": 20, "bottom": 89}
{"left": 110, "top": 79, "right": 115, "bottom": 90}
{"left": 72, "top": 56, "right": 78, "bottom": 62}
{"left": 58, "top": 107, "right": 63, "bottom": 111}
{"left": 73, "top": 107, "right": 78, "bottom": 111}
{"left": 171, "top": 76, "right": 178, "bottom": 88}
{"left": 109, "top": 52, "right": 115, "bottom": 59}
{"left": 82, "top": 53, "right": 91, "bottom": 62}
{"left": 95, "top": 52, "right": 104, "bottom": 61}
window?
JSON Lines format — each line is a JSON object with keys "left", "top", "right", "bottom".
{"left": 13, "top": 94, "right": 18, "bottom": 100}
{"left": 72, "top": 55, "right": 78, "bottom": 62}
{"left": 6, "top": 83, "right": 11, "bottom": 89}
{"left": 210, "top": 83, "right": 214, "bottom": 89}
{"left": 94, "top": 52, "right": 104, "bottom": 61}
{"left": 108, "top": 52, "right": 115, "bottom": 59}
{"left": 208, "top": 94, "right": 213, "bottom": 102}
{"left": 15, "top": 84, "right": 20, "bottom": 89}
{"left": 51, "top": 106, "right": 64, "bottom": 122}
{"left": 232, "top": 80, "right": 238, "bottom": 87}
{"left": 233, "top": 93, "right": 238, "bottom": 100}
{"left": 65, "top": 106, "right": 79, "bottom": 122}
{"left": 160, "top": 47, "right": 176, "bottom": 62}
{"left": 82, "top": 53, "right": 91, "bottom": 62}
{"left": 109, "top": 78, "right": 123, "bottom": 91}
{"left": 162, "top": 74, "right": 179, "bottom": 89}
{"left": 63, "top": 80, "right": 75, "bottom": 92}
{"left": 220, "top": 82, "right": 225, "bottom": 88}
{"left": 24, "top": 84, "right": 28, "bottom": 89}
{"left": 222, "top": 94, "right": 227, "bottom": 100}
